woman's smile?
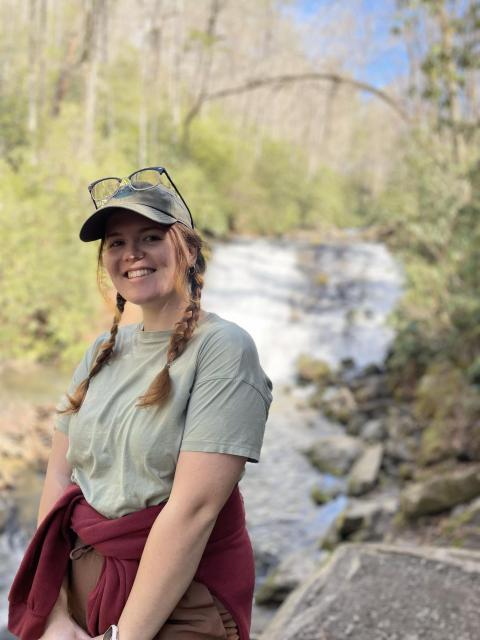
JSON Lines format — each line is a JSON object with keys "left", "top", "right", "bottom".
{"left": 125, "top": 268, "right": 157, "bottom": 280}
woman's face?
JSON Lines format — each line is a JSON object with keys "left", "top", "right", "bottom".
{"left": 102, "top": 210, "right": 188, "bottom": 312}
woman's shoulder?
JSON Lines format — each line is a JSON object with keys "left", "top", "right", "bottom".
{"left": 194, "top": 311, "right": 271, "bottom": 390}
{"left": 197, "top": 311, "right": 259, "bottom": 355}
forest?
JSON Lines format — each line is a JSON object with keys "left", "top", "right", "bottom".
{"left": 2, "top": 2, "right": 480, "bottom": 637}
{"left": 1, "top": 0, "right": 479, "bottom": 425}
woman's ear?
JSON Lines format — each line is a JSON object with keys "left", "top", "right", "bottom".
{"left": 188, "top": 247, "right": 198, "bottom": 266}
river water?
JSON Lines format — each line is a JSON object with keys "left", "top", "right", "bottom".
{"left": 0, "top": 232, "right": 404, "bottom": 638}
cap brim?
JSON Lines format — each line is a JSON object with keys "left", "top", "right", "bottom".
{"left": 79, "top": 203, "right": 178, "bottom": 242}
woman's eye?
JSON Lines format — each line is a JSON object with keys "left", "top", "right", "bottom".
{"left": 105, "top": 234, "right": 163, "bottom": 248}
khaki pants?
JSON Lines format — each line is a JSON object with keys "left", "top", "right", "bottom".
{"left": 67, "top": 534, "right": 240, "bottom": 640}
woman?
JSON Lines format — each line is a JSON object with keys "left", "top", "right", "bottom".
{"left": 8, "top": 167, "right": 273, "bottom": 640}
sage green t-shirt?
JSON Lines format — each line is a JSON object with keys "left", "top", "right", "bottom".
{"left": 53, "top": 312, "right": 273, "bottom": 519}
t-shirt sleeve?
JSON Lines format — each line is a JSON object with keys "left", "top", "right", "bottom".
{"left": 180, "top": 323, "right": 273, "bottom": 463}
{"left": 53, "top": 332, "right": 109, "bottom": 435}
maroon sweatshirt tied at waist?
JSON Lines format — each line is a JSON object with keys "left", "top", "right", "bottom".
{"left": 8, "top": 482, "right": 255, "bottom": 640}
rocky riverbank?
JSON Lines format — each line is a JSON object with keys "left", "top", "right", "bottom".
{"left": 0, "top": 399, "right": 54, "bottom": 534}
{"left": 254, "top": 353, "right": 480, "bottom": 637}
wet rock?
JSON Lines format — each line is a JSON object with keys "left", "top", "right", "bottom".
{"left": 350, "top": 375, "right": 390, "bottom": 403}
{"left": 303, "top": 435, "right": 363, "bottom": 476}
{"left": 339, "top": 357, "right": 355, "bottom": 372}
{"left": 398, "top": 462, "right": 415, "bottom": 481}
{"left": 345, "top": 413, "right": 366, "bottom": 436}
{"left": 354, "top": 397, "right": 392, "bottom": 418}
{"left": 400, "top": 464, "right": 480, "bottom": 518}
{"left": 384, "top": 436, "right": 418, "bottom": 464}
{"left": 362, "top": 363, "right": 384, "bottom": 375}
{"left": 336, "top": 500, "right": 381, "bottom": 538}
{"left": 452, "top": 496, "right": 480, "bottom": 525}
{"left": 385, "top": 405, "right": 422, "bottom": 438}
{"left": 316, "top": 386, "right": 357, "bottom": 424}
{"left": 252, "top": 544, "right": 280, "bottom": 578}
{"left": 347, "top": 444, "right": 384, "bottom": 496}
{"left": 320, "top": 518, "right": 341, "bottom": 551}
{"left": 296, "top": 355, "right": 334, "bottom": 385}
{"left": 310, "top": 483, "right": 343, "bottom": 505}
{"left": 360, "top": 418, "right": 386, "bottom": 442}
{"left": 335, "top": 496, "right": 398, "bottom": 543}
{"left": 382, "top": 407, "right": 421, "bottom": 465}
{"left": 261, "top": 544, "right": 480, "bottom": 640}
{"left": 255, "top": 547, "right": 326, "bottom": 606}
{"left": 438, "top": 496, "right": 480, "bottom": 547}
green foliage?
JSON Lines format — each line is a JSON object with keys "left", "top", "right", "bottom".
{"left": 0, "top": 58, "right": 361, "bottom": 364}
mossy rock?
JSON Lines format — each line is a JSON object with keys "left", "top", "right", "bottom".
{"left": 296, "top": 355, "right": 333, "bottom": 385}
{"left": 320, "top": 386, "right": 358, "bottom": 425}
{"left": 310, "top": 483, "right": 343, "bottom": 505}
{"left": 311, "top": 487, "right": 331, "bottom": 505}
{"left": 414, "top": 361, "right": 480, "bottom": 463}
{"left": 303, "top": 435, "right": 363, "bottom": 476}
{"left": 418, "top": 421, "right": 452, "bottom": 466}
{"left": 400, "top": 464, "right": 480, "bottom": 518}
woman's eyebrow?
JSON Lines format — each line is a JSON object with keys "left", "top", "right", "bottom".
{"left": 105, "top": 226, "right": 164, "bottom": 239}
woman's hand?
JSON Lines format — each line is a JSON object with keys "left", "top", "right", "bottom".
{"left": 38, "top": 604, "right": 92, "bottom": 640}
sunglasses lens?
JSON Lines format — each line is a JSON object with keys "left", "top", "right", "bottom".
{"left": 91, "top": 178, "right": 121, "bottom": 206}
{"left": 130, "top": 169, "right": 174, "bottom": 191}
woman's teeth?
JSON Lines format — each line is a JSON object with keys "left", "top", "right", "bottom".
{"left": 126, "top": 268, "right": 155, "bottom": 279}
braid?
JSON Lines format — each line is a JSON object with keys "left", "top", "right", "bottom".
{"left": 167, "top": 267, "right": 204, "bottom": 366}
{"left": 56, "top": 292, "right": 126, "bottom": 415}
{"left": 136, "top": 265, "right": 205, "bottom": 408}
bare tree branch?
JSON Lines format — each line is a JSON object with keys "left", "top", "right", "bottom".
{"left": 182, "top": 71, "right": 410, "bottom": 144}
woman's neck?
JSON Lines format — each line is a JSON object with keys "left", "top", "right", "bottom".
{"left": 141, "top": 306, "right": 207, "bottom": 332}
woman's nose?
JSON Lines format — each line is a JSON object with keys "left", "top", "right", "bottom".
{"left": 123, "top": 243, "right": 144, "bottom": 261}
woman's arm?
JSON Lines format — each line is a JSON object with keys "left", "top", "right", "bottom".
{"left": 36, "top": 431, "right": 92, "bottom": 639}
{"left": 37, "top": 430, "right": 73, "bottom": 611}
{"left": 37, "top": 430, "right": 73, "bottom": 527}
{"left": 116, "top": 450, "right": 247, "bottom": 640}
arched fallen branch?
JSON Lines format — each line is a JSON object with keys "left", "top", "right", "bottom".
{"left": 182, "top": 72, "right": 409, "bottom": 144}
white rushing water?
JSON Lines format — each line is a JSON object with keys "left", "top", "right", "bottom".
{"left": 203, "top": 236, "right": 403, "bottom": 384}
{"left": 202, "top": 234, "right": 404, "bottom": 553}
{"left": 0, "top": 233, "right": 404, "bottom": 638}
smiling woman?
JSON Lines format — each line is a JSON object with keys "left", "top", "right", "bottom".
{"left": 101, "top": 214, "right": 191, "bottom": 327}
{"left": 8, "top": 167, "right": 273, "bottom": 640}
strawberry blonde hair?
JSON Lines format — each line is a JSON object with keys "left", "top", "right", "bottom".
{"left": 57, "top": 222, "right": 207, "bottom": 415}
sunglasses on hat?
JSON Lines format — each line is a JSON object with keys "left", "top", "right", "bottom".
{"left": 87, "top": 166, "right": 194, "bottom": 229}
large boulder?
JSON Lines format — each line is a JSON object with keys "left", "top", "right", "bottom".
{"left": 261, "top": 544, "right": 480, "bottom": 640}
{"left": 303, "top": 435, "right": 363, "bottom": 476}
{"left": 400, "top": 464, "right": 480, "bottom": 518}
{"left": 347, "top": 444, "right": 384, "bottom": 496}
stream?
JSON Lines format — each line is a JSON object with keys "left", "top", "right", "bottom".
{"left": 0, "top": 231, "right": 404, "bottom": 638}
